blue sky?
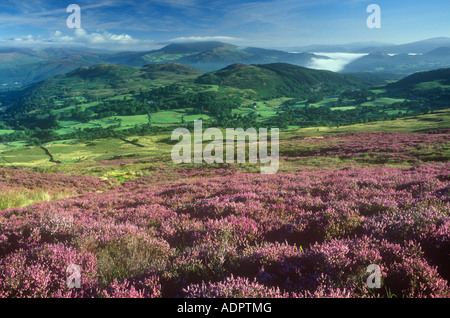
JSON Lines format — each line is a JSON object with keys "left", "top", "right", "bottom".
{"left": 0, "top": 0, "right": 449, "bottom": 50}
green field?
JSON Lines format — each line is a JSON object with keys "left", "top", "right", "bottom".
{"left": 415, "top": 81, "right": 450, "bottom": 92}
{"left": 330, "top": 106, "right": 356, "bottom": 111}
{"left": 361, "top": 97, "right": 405, "bottom": 107}
{"left": 0, "top": 129, "right": 15, "bottom": 135}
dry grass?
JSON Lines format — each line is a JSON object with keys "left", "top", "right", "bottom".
{"left": 0, "top": 188, "right": 78, "bottom": 210}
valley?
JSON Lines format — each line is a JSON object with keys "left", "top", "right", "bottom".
{"left": 0, "top": 58, "right": 448, "bottom": 147}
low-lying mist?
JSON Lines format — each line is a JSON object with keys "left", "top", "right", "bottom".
{"left": 307, "top": 52, "right": 368, "bottom": 72}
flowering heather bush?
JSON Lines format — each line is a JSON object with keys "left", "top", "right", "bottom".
{"left": 282, "top": 130, "right": 449, "bottom": 164}
{"left": 100, "top": 274, "right": 162, "bottom": 298}
{"left": 0, "top": 131, "right": 448, "bottom": 298}
{"left": 0, "top": 243, "right": 98, "bottom": 298}
{"left": 0, "top": 168, "right": 113, "bottom": 193}
{"left": 184, "top": 275, "right": 290, "bottom": 298}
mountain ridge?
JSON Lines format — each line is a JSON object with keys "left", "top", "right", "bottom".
{"left": 2, "top": 37, "right": 450, "bottom": 86}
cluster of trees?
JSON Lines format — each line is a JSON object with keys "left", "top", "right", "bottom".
{"left": 139, "top": 85, "right": 243, "bottom": 118}
{"left": 426, "top": 87, "right": 450, "bottom": 105}
{"left": 138, "top": 84, "right": 181, "bottom": 102}
{"left": 95, "top": 99, "right": 152, "bottom": 117}
{"left": 0, "top": 130, "right": 28, "bottom": 143}
{"left": 174, "top": 92, "right": 242, "bottom": 118}
{"left": 340, "top": 89, "right": 378, "bottom": 104}
{"left": 0, "top": 122, "right": 169, "bottom": 145}
{"left": 215, "top": 112, "right": 259, "bottom": 129}
{"left": 70, "top": 106, "right": 95, "bottom": 122}
{"left": 267, "top": 99, "right": 435, "bottom": 129}
{"left": 59, "top": 124, "right": 165, "bottom": 142}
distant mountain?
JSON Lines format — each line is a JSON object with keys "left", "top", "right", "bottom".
{"left": 355, "top": 37, "right": 450, "bottom": 54}
{"left": 113, "top": 41, "right": 329, "bottom": 71}
{"left": 159, "top": 41, "right": 234, "bottom": 54}
{"left": 274, "top": 37, "right": 450, "bottom": 57}
{"left": 0, "top": 48, "right": 106, "bottom": 86}
{"left": 0, "top": 48, "right": 44, "bottom": 69}
{"left": 195, "top": 62, "right": 361, "bottom": 98}
{"left": 0, "top": 59, "right": 95, "bottom": 86}
{"left": 0, "top": 47, "right": 105, "bottom": 68}
{"left": 284, "top": 41, "right": 393, "bottom": 53}
{"left": 119, "top": 41, "right": 233, "bottom": 66}
{"left": 424, "top": 47, "right": 450, "bottom": 58}
{"left": 343, "top": 48, "right": 450, "bottom": 75}
{"left": 2, "top": 38, "right": 450, "bottom": 86}
{"left": 171, "top": 44, "right": 253, "bottom": 71}
{"left": 0, "top": 42, "right": 329, "bottom": 85}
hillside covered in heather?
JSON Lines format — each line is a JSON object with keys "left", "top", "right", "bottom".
{"left": 0, "top": 126, "right": 448, "bottom": 298}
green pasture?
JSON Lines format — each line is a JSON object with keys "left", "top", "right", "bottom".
{"left": 361, "top": 98, "right": 406, "bottom": 107}
{"left": 0, "top": 129, "right": 14, "bottom": 135}
{"left": 414, "top": 81, "right": 450, "bottom": 92}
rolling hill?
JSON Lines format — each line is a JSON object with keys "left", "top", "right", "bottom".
{"left": 195, "top": 62, "right": 362, "bottom": 98}
{"left": 385, "top": 68, "right": 450, "bottom": 109}
{"left": 386, "top": 68, "right": 450, "bottom": 99}
{"left": 6, "top": 62, "right": 364, "bottom": 111}
{"left": 0, "top": 62, "right": 381, "bottom": 140}
{"left": 0, "top": 48, "right": 45, "bottom": 68}
{"left": 0, "top": 48, "right": 109, "bottom": 86}
{"left": 1, "top": 63, "right": 203, "bottom": 113}
{"left": 387, "top": 68, "right": 450, "bottom": 89}
{"left": 0, "top": 61, "right": 448, "bottom": 145}
{"left": 140, "top": 63, "right": 204, "bottom": 80}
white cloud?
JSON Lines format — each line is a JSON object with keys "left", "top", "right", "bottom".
{"left": 168, "top": 36, "right": 244, "bottom": 43}
{"left": 74, "top": 29, "right": 87, "bottom": 37}
{"left": 64, "top": 28, "right": 141, "bottom": 46}
{"left": 12, "top": 34, "right": 35, "bottom": 42}
{"left": 1, "top": 29, "right": 155, "bottom": 51}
